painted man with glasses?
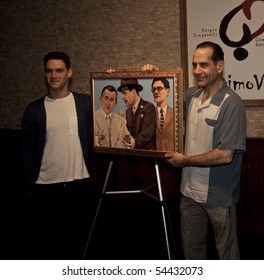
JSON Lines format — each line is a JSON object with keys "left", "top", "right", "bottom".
{"left": 151, "top": 78, "right": 174, "bottom": 151}
{"left": 95, "top": 85, "right": 135, "bottom": 148}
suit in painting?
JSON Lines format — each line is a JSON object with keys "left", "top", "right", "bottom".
{"left": 126, "top": 98, "right": 156, "bottom": 150}
{"left": 95, "top": 107, "right": 134, "bottom": 148}
{"left": 156, "top": 105, "right": 174, "bottom": 151}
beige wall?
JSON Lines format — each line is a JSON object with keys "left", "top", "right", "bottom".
{"left": 0, "top": 0, "right": 263, "bottom": 137}
{"left": 246, "top": 108, "right": 264, "bottom": 137}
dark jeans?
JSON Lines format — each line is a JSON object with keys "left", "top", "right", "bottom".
{"left": 180, "top": 195, "right": 240, "bottom": 260}
{"left": 26, "top": 178, "right": 98, "bottom": 260}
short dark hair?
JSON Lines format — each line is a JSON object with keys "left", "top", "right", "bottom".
{"left": 151, "top": 77, "right": 170, "bottom": 89}
{"left": 43, "top": 51, "right": 71, "bottom": 70}
{"left": 196, "top": 41, "right": 224, "bottom": 63}
{"left": 101, "top": 85, "right": 118, "bottom": 100}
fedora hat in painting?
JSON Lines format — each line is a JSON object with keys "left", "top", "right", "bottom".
{"left": 117, "top": 78, "right": 143, "bottom": 92}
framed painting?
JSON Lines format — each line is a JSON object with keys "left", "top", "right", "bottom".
{"left": 91, "top": 69, "right": 184, "bottom": 157}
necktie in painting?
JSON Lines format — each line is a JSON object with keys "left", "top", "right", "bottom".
{"left": 160, "top": 108, "right": 164, "bottom": 130}
{"left": 106, "top": 115, "right": 111, "bottom": 147}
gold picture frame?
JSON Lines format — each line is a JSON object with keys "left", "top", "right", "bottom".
{"left": 91, "top": 69, "right": 184, "bottom": 157}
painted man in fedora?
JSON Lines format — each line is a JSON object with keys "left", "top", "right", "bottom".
{"left": 117, "top": 78, "right": 156, "bottom": 150}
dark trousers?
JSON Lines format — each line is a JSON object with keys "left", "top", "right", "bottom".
{"left": 180, "top": 195, "right": 240, "bottom": 260}
{"left": 25, "top": 178, "right": 98, "bottom": 260}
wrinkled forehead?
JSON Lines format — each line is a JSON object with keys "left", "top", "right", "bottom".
{"left": 46, "top": 59, "right": 67, "bottom": 69}
{"left": 102, "top": 89, "right": 117, "bottom": 98}
{"left": 193, "top": 47, "right": 213, "bottom": 61}
{"left": 152, "top": 80, "right": 164, "bottom": 87}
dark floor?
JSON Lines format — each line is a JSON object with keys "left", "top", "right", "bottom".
{"left": 2, "top": 190, "right": 264, "bottom": 260}
{"left": 83, "top": 194, "right": 264, "bottom": 260}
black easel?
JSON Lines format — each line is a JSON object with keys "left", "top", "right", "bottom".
{"left": 82, "top": 157, "right": 172, "bottom": 260}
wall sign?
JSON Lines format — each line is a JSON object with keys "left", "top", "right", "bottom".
{"left": 182, "top": 0, "right": 264, "bottom": 106}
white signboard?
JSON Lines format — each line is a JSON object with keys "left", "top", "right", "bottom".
{"left": 186, "top": 0, "right": 264, "bottom": 102}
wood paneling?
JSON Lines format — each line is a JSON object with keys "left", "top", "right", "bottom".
{"left": 237, "top": 138, "right": 264, "bottom": 235}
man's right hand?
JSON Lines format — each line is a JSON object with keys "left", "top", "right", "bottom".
{"left": 106, "top": 68, "right": 115, "bottom": 73}
{"left": 141, "top": 64, "right": 159, "bottom": 72}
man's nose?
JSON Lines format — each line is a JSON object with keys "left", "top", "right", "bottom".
{"left": 193, "top": 65, "right": 202, "bottom": 74}
{"left": 50, "top": 70, "right": 57, "bottom": 77}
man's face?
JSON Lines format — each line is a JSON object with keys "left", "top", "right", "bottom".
{"left": 121, "top": 87, "right": 137, "bottom": 107}
{"left": 45, "top": 59, "right": 72, "bottom": 91}
{"left": 192, "top": 47, "right": 223, "bottom": 88}
{"left": 100, "top": 89, "right": 117, "bottom": 114}
{"left": 151, "top": 80, "right": 170, "bottom": 107}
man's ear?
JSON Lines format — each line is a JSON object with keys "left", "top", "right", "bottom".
{"left": 217, "top": 60, "right": 224, "bottom": 73}
{"left": 68, "top": 68, "right": 73, "bottom": 78}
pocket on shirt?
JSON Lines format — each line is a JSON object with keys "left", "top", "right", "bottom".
{"left": 205, "top": 118, "right": 217, "bottom": 127}
{"left": 69, "top": 116, "right": 78, "bottom": 135}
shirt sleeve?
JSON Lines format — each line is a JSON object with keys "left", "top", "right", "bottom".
{"left": 215, "top": 95, "right": 246, "bottom": 151}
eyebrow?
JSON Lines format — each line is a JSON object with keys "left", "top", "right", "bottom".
{"left": 192, "top": 62, "right": 208, "bottom": 67}
{"left": 45, "top": 67, "right": 66, "bottom": 71}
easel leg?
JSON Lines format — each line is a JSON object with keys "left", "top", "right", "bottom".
{"left": 154, "top": 159, "right": 171, "bottom": 260}
{"left": 82, "top": 160, "right": 114, "bottom": 259}
{"left": 83, "top": 159, "right": 173, "bottom": 260}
